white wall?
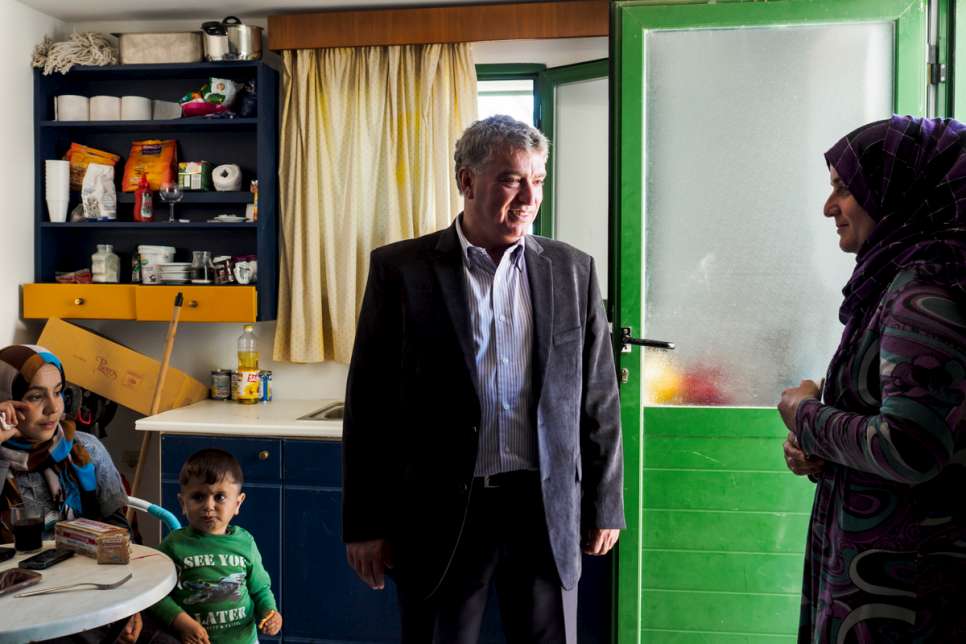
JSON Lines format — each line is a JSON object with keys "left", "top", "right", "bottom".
{"left": 473, "top": 37, "right": 607, "bottom": 67}
{"left": 0, "top": 0, "right": 64, "bottom": 346}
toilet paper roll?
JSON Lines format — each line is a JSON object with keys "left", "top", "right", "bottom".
{"left": 152, "top": 100, "right": 181, "bottom": 120}
{"left": 55, "top": 95, "right": 89, "bottom": 121}
{"left": 212, "top": 164, "right": 242, "bottom": 192}
{"left": 89, "top": 95, "right": 121, "bottom": 121}
{"left": 120, "top": 96, "right": 151, "bottom": 121}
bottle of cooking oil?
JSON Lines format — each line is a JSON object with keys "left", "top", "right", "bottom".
{"left": 237, "top": 325, "right": 258, "bottom": 370}
{"left": 235, "top": 325, "right": 260, "bottom": 404}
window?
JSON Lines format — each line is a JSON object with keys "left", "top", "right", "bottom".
{"left": 477, "top": 79, "right": 535, "bottom": 124}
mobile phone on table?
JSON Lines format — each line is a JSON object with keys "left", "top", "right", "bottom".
{"left": 0, "top": 546, "right": 15, "bottom": 562}
{"left": 18, "top": 548, "right": 74, "bottom": 570}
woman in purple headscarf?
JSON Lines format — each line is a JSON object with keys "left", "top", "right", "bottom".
{"left": 778, "top": 115, "right": 966, "bottom": 642}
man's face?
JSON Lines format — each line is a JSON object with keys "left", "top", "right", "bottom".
{"left": 460, "top": 147, "right": 547, "bottom": 249}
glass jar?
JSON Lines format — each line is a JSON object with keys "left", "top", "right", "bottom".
{"left": 91, "top": 244, "right": 120, "bottom": 283}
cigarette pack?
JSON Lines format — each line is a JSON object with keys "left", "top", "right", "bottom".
{"left": 54, "top": 518, "right": 130, "bottom": 565}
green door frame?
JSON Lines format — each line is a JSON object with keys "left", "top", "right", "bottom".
{"left": 611, "top": 1, "right": 927, "bottom": 642}
{"left": 953, "top": 0, "right": 966, "bottom": 115}
{"left": 536, "top": 59, "right": 609, "bottom": 239}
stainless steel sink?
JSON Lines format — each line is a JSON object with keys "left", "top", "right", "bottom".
{"left": 298, "top": 401, "right": 344, "bottom": 421}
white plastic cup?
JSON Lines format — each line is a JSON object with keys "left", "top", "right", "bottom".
{"left": 46, "top": 198, "right": 69, "bottom": 223}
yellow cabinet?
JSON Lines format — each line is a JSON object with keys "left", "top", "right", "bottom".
{"left": 135, "top": 286, "right": 257, "bottom": 322}
{"left": 23, "top": 284, "right": 257, "bottom": 322}
{"left": 23, "top": 284, "right": 137, "bottom": 319}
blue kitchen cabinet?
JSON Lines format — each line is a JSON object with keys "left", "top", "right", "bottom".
{"left": 160, "top": 434, "right": 611, "bottom": 643}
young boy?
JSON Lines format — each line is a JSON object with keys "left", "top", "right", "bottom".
{"left": 150, "top": 448, "right": 282, "bottom": 644}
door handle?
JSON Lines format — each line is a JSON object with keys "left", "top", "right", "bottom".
{"left": 620, "top": 327, "right": 675, "bottom": 353}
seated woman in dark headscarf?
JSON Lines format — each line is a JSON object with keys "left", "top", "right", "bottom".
{"left": 778, "top": 116, "right": 966, "bottom": 641}
{"left": 0, "top": 344, "right": 129, "bottom": 542}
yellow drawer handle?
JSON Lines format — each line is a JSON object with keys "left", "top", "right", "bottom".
{"left": 258, "top": 450, "right": 270, "bottom": 461}
{"left": 73, "top": 298, "right": 85, "bottom": 305}
{"left": 187, "top": 300, "right": 199, "bottom": 308}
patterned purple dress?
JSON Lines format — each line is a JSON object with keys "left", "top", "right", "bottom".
{"left": 794, "top": 116, "right": 966, "bottom": 643}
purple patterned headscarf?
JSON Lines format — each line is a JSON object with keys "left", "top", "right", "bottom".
{"left": 824, "top": 115, "right": 966, "bottom": 325}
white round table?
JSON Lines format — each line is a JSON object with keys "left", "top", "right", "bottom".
{"left": 0, "top": 541, "right": 176, "bottom": 644}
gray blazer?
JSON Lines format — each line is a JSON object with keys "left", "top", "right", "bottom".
{"left": 342, "top": 221, "right": 624, "bottom": 597}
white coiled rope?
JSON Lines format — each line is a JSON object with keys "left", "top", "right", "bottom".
{"left": 32, "top": 33, "right": 118, "bottom": 75}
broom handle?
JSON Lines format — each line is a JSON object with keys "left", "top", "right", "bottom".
{"left": 127, "top": 293, "right": 184, "bottom": 523}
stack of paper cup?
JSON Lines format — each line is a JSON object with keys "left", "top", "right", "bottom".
{"left": 45, "top": 160, "right": 70, "bottom": 222}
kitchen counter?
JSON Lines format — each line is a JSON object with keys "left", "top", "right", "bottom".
{"left": 135, "top": 399, "right": 342, "bottom": 438}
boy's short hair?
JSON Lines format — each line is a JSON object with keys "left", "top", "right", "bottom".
{"left": 179, "top": 448, "right": 244, "bottom": 487}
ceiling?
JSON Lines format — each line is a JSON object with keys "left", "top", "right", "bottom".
{"left": 17, "top": 0, "right": 537, "bottom": 22}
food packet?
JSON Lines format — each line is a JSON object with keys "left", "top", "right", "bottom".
{"left": 64, "top": 143, "right": 120, "bottom": 191}
{"left": 122, "top": 139, "right": 177, "bottom": 191}
{"left": 81, "top": 163, "right": 116, "bottom": 220}
{"left": 205, "top": 78, "right": 238, "bottom": 107}
{"left": 180, "top": 78, "right": 239, "bottom": 118}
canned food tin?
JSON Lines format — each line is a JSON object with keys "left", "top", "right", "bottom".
{"left": 259, "top": 370, "right": 272, "bottom": 403}
{"left": 235, "top": 369, "right": 260, "bottom": 404}
{"left": 210, "top": 369, "right": 231, "bottom": 400}
{"left": 230, "top": 370, "right": 239, "bottom": 401}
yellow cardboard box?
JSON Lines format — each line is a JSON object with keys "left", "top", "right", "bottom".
{"left": 38, "top": 318, "right": 207, "bottom": 415}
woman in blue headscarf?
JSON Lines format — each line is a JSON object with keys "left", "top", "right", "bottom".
{"left": 0, "top": 344, "right": 128, "bottom": 544}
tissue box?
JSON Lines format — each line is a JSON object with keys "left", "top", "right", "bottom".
{"left": 119, "top": 32, "right": 203, "bottom": 65}
{"left": 178, "top": 161, "right": 213, "bottom": 191}
{"left": 55, "top": 518, "right": 130, "bottom": 564}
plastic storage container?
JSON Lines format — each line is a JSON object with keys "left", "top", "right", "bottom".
{"left": 91, "top": 244, "right": 119, "bottom": 283}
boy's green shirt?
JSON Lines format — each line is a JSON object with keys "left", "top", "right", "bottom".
{"left": 150, "top": 525, "right": 277, "bottom": 644}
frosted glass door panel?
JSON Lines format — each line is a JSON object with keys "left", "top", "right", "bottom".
{"left": 643, "top": 23, "right": 893, "bottom": 406}
{"left": 554, "top": 77, "right": 609, "bottom": 294}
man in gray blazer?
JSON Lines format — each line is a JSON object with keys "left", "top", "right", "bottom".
{"left": 343, "top": 115, "right": 624, "bottom": 643}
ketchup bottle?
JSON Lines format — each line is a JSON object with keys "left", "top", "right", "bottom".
{"left": 133, "top": 174, "right": 153, "bottom": 222}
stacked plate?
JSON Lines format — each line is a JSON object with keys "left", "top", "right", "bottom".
{"left": 158, "top": 262, "right": 192, "bottom": 284}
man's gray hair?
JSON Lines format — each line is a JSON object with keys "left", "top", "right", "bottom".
{"left": 454, "top": 115, "right": 550, "bottom": 194}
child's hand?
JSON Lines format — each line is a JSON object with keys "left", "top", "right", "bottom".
{"left": 172, "top": 612, "right": 210, "bottom": 644}
{"left": 115, "top": 612, "right": 142, "bottom": 644}
{"left": 258, "top": 610, "right": 282, "bottom": 636}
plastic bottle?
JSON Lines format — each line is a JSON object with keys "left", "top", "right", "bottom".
{"left": 235, "top": 325, "right": 260, "bottom": 404}
{"left": 237, "top": 325, "right": 258, "bottom": 370}
{"left": 133, "top": 174, "right": 153, "bottom": 222}
{"left": 249, "top": 180, "right": 259, "bottom": 222}
{"left": 91, "top": 244, "right": 120, "bottom": 283}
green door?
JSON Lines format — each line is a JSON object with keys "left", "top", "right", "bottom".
{"left": 612, "top": 1, "right": 927, "bottom": 642}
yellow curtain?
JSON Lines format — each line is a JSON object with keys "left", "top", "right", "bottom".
{"left": 274, "top": 44, "right": 478, "bottom": 363}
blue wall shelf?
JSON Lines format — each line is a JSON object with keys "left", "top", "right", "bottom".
{"left": 32, "top": 61, "right": 279, "bottom": 320}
